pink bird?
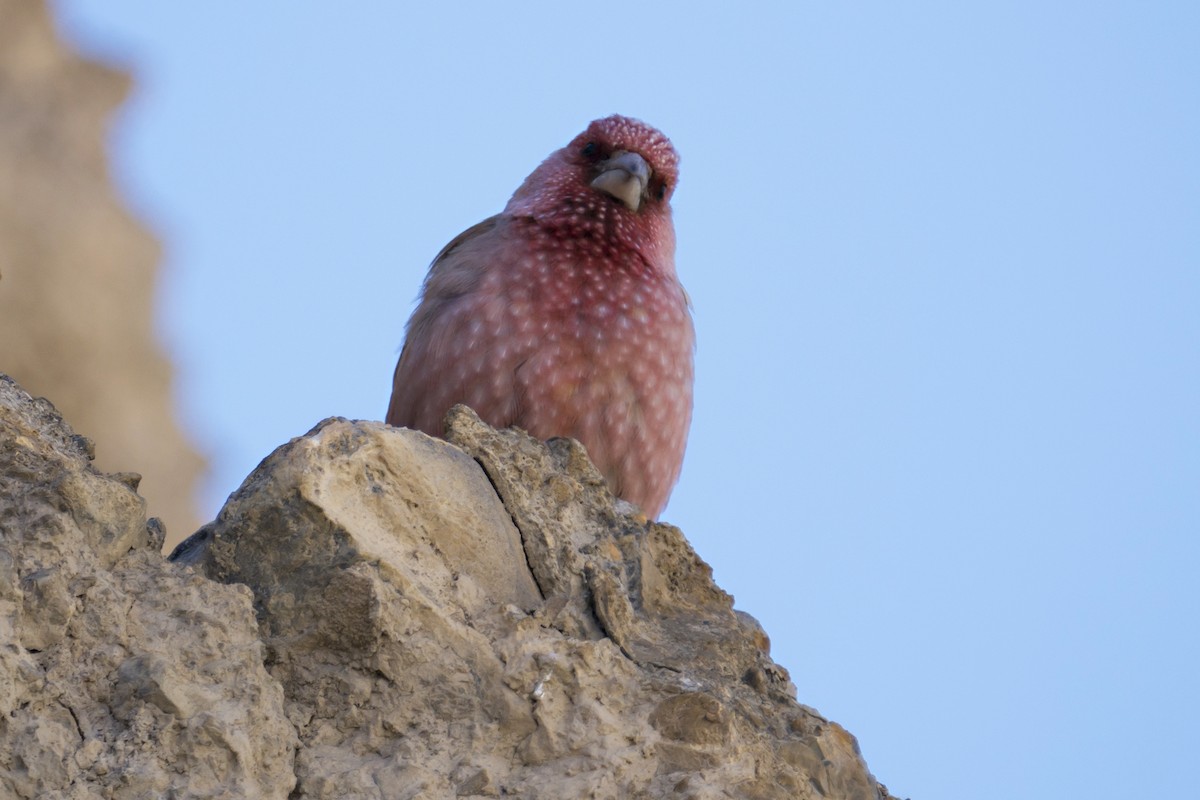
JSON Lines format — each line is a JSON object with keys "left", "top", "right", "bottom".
{"left": 386, "top": 115, "right": 693, "bottom": 519}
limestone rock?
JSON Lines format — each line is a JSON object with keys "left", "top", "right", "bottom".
{"left": 2, "top": 371, "right": 898, "bottom": 799}
{"left": 174, "top": 405, "right": 895, "bottom": 800}
{"left": 0, "top": 375, "right": 296, "bottom": 799}
{"left": 0, "top": 0, "right": 204, "bottom": 548}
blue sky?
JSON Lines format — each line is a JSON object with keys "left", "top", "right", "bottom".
{"left": 58, "top": 3, "right": 1198, "bottom": 797}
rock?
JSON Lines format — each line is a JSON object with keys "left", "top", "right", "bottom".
{"left": 172, "top": 404, "right": 895, "bottom": 800}
{"left": 0, "top": 375, "right": 296, "bottom": 799}
{"left": 0, "top": 0, "right": 205, "bottom": 548}
{"left": 2, "top": 372, "right": 899, "bottom": 798}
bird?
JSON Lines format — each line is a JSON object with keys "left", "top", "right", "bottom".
{"left": 386, "top": 115, "right": 693, "bottom": 519}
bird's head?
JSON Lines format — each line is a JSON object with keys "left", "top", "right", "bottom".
{"left": 504, "top": 115, "right": 680, "bottom": 264}
{"left": 571, "top": 115, "right": 679, "bottom": 213}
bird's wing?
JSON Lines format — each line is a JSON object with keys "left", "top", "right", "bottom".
{"left": 386, "top": 215, "right": 510, "bottom": 432}
{"left": 427, "top": 216, "right": 500, "bottom": 269}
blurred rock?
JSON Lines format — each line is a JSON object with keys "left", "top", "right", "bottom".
{"left": 2, "top": 372, "right": 899, "bottom": 799}
{"left": 0, "top": 0, "right": 204, "bottom": 548}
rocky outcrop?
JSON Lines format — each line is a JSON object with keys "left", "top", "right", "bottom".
{"left": 0, "top": 0, "right": 205, "bottom": 546}
{"left": 1, "top": 373, "right": 897, "bottom": 799}
{"left": 0, "top": 375, "right": 294, "bottom": 798}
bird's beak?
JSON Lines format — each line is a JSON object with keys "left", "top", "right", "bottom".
{"left": 590, "top": 150, "right": 651, "bottom": 212}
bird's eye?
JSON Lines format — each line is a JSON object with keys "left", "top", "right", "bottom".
{"left": 656, "top": 181, "right": 669, "bottom": 201}
{"left": 581, "top": 141, "right": 599, "bottom": 158}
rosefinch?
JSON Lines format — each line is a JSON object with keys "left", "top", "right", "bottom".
{"left": 387, "top": 115, "right": 693, "bottom": 519}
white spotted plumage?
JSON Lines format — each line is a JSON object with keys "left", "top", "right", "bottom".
{"left": 387, "top": 116, "right": 693, "bottom": 518}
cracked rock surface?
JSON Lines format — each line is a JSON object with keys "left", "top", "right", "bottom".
{"left": 2, "top": 374, "right": 895, "bottom": 799}
{"left": 0, "top": 375, "right": 295, "bottom": 799}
